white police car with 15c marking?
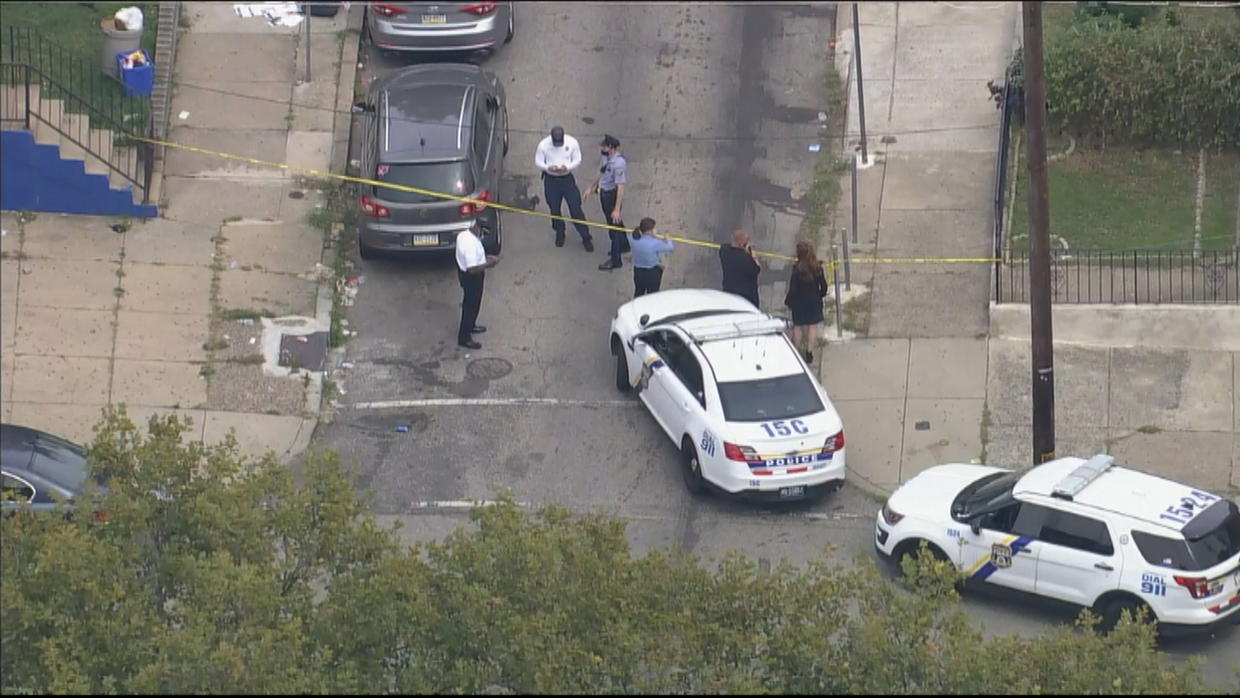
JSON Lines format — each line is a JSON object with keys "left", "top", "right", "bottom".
{"left": 609, "top": 289, "right": 845, "bottom": 501}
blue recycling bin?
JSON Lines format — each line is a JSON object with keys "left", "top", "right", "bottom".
{"left": 116, "top": 49, "right": 153, "bottom": 98}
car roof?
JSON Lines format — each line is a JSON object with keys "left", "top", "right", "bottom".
{"left": 0, "top": 423, "right": 90, "bottom": 494}
{"left": 1014, "top": 456, "right": 1218, "bottom": 531}
{"left": 696, "top": 333, "right": 805, "bottom": 383}
{"left": 374, "top": 64, "right": 492, "bottom": 163}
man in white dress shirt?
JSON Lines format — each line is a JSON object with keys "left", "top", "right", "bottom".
{"left": 455, "top": 220, "right": 498, "bottom": 350}
{"left": 534, "top": 126, "right": 593, "bottom": 251}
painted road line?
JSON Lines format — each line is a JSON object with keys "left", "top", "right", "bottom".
{"left": 349, "top": 397, "right": 643, "bottom": 410}
{"left": 406, "top": 500, "right": 870, "bottom": 522}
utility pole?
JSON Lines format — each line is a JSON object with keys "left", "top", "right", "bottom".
{"left": 852, "top": 3, "right": 868, "bottom": 163}
{"left": 1022, "top": 2, "right": 1055, "bottom": 465}
{"left": 304, "top": 5, "right": 312, "bottom": 83}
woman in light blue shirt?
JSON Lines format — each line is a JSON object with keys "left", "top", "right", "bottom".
{"left": 629, "top": 217, "right": 674, "bottom": 297}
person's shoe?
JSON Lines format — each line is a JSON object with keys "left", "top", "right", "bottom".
{"left": 471, "top": 325, "right": 487, "bottom": 334}
{"left": 554, "top": 231, "right": 566, "bottom": 247}
{"left": 598, "top": 260, "right": 620, "bottom": 271}
{"left": 803, "top": 350, "right": 813, "bottom": 362}
{"left": 458, "top": 339, "right": 482, "bottom": 350}
{"left": 582, "top": 238, "right": 594, "bottom": 252}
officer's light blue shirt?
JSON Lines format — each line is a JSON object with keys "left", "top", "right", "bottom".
{"left": 630, "top": 234, "right": 674, "bottom": 269}
{"left": 599, "top": 153, "right": 627, "bottom": 191}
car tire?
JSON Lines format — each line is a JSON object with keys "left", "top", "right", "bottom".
{"left": 358, "top": 238, "right": 376, "bottom": 260}
{"left": 613, "top": 344, "right": 630, "bottom": 392}
{"left": 681, "top": 440, "right": 709, "bottom": 497}
{"left": 1098, "top": 597, "right": 1155, "bottom": 635}
{"left": 504, "top": 3, "right": 514, "bottom": 44}
{"left": 502, "top": 108, "right": 510, "bottom": 158}
{"left": 894, "top": 539, "right": 949, "bottom": 576}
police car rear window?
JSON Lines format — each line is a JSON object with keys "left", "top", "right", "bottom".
{"left": 716, "top": 374, "right": 823, "bottom": 422}
{"left": 1133, "top": 507, "right": 1240, "bottom": 572}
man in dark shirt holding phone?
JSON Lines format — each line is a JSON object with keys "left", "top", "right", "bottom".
{"left": 719, "top": 228, "right": 761, "bottom": 308}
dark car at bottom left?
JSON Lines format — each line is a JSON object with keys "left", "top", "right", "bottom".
{"left": 1, "top": 423, "right": 106, "bottom": 516}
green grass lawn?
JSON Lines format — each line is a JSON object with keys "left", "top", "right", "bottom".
{"left": 1007, "top": 134, "right": 1239, "bottom": 251}
{"left": 1044, "top": 1, "right": 1240, "bottom": 33}
{"left": 1, "top": 2, "right": 158, "bottom": 60}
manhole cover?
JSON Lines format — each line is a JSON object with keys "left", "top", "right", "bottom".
{"left": 278, "top": 331, "right": 328, "bottom": 372}
{"left": 466, "top": 357, "right": 512, "bottom": 380}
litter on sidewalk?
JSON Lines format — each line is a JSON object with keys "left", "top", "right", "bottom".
{"left": 233, "top": 2, "right": 304, "bottom": 27}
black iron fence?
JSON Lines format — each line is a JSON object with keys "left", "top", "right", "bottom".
{"left": 1, "top": 62, "right": 153, "bottom": 201}
{"left": 991, "top": 68, "right": 1013, "bottom": 302}
{"left": 997, "top": 248, "right": 1239, "bottom": 304}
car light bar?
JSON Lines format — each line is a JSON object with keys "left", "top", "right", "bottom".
{"left": 687, "top": 317, "right": 789, "bottom": 344}
{"left": 1050, "top": 454, "right": 1114, "bottom": 501}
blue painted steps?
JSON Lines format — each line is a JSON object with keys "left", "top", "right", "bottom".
{"left": 1, "top": 129, "right": 157, "bottom": 217}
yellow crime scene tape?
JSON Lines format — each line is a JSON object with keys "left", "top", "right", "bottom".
{"left": 132, "top": 135, "right": 999, "bottom": 274}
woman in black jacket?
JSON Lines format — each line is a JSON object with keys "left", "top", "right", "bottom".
{"left": 784, "top": 241, "right": 829, "bottom": 362}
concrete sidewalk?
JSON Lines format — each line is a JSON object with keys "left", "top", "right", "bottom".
{"left": 822, "top": 3, "right": 1238, "bottom": 498}
{"left": 0, "top": 3, "right": 362, "bottom": 457}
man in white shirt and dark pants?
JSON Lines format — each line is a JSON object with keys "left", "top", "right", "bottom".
{"left": 534, "top": 126, "right": 593, "bottom": 251}
{"left": 455, "top": 220, "right": 498, "bottom": 350}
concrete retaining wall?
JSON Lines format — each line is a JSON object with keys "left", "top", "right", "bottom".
{"left": 989, "top": 303, "right": 1240, "bottom": 351}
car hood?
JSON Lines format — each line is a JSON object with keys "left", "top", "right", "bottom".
{"left": 887, "top": 464, "right": 1005, "bottom": 521}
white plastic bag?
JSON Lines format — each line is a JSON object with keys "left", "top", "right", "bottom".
{"left": 114, "top": 7, "right": 144, "bottom": 32}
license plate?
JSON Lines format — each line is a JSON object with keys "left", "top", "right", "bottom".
{"left": 412, "top": 234, "right": 438, "bottom": 247}
{"left": 779, "top": 486, "right": 805, "bottom": 498}
{"left": 421, "top": 14, "right": 446, "bottom": 24}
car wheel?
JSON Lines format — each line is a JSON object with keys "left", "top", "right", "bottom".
{"left": 358, "top": 238, "right": 376, "bottom": 260}
{"left": 504, "top": 3, "right": 514, "bottom": 43}
{"left": 502, "top": 108, "right": 510, "bottom": 157}
{"left": 681, "top": 440, "right": 709, "bottom": 496}
{"left": 613, "top": 344, "right": 630, "bottom": 392}
{"left": 1098, "top": 597, "right": 1155, "bottom": 635}
{"left": 894, "top": 539, "right": 950, "bottom": 576}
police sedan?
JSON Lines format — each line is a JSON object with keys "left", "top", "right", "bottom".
{"left": 608, "top": 289, "right": 846, "bottom": 500}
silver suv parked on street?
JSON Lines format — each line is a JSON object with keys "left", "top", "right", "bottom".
{"left": 355, "top": 63, "right": 508, "bottom": 259}
{"left": 366, "top": 2, "right": 514, "bottom": 54}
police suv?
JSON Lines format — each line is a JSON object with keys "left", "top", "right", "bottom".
{"left": 875, "top": 454, "right": 1240, "bottom": 633}
{"left": 609, "top": 289, "right": 845, "bottom": 500}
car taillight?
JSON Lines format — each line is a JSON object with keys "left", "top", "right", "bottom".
{"left": 821, "top": 430, "right": 845, "bottom": 454}
{"left": 881, "top": 502, "right": 904, "bottom": 525}
{"left": 1173, "top": 575, "right": 1213, "bottom": 599}
{"left": 458, "top": 190, "right": 490, "bottom": 215}
{"left": 372, "top": 3, "right": 407, "bottom": 17}
{"left": 360, "top": 196, "right": 390, "bottom": 218}
{"left": 723, "top": 442, "right": 759, "bottom": 462}
{"left": 461, "top": 1, "right": 498, "bottom": 16}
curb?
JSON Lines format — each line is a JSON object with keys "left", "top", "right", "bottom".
{"left": 286, "top": 3, "right": 364, "bottom": 461}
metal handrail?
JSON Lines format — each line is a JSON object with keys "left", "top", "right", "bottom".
{"left": 1, "top": 61, "right": 153, "bottom": 198}
{"left": 996, "top": 247, "right": 1239, "bottom": 304}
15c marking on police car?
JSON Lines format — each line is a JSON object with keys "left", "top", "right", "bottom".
{"left": 759, "top": 419, "right": 810, "bottom": 438}
{"left": 1159, "top": 490, "right": 1219, "bottom": 526}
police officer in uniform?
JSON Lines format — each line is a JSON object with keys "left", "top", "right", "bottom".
{"left": 584, "top": 134, "right": 628, "bottom": 271}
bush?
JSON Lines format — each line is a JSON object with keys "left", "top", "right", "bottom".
{"left": 1044, "top": 15, "right": 1240, "bottom": 149}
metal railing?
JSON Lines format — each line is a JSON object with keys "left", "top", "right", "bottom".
{"left": 997, "top": 248, "right": 1239, "bottom": 304}
{"left": 1, "top": 62, "right": 153, "bottom": 202}
{"left": 991, "top": 67, "right": 1014, "bottom": 302}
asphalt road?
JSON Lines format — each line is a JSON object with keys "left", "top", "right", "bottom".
{"left": 314, "top": 1, "right": 1237, "bottom": 687}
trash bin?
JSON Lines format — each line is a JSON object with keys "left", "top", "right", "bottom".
{"left": 116, "top": 50, "right": 153, "bottom": 98}
{"left": 101, "top": 18, "right": 142, "bottom": 80}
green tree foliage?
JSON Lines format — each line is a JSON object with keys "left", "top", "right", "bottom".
{"left": 0, "top": 409, "right": 1225, "bottom": 694}
{"left": 1045, "top": 13, "right": 1240, "bottom": 149}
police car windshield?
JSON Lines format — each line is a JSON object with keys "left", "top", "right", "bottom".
{"left": 954, "top": 470, "right": 1021, "bottom": 518}
{"left": 716, "top": 374, "right": 823, "bottom": 422}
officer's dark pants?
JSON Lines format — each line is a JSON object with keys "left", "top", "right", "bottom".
{"left": 543, "top": 172, "right": 591, "bottom": 242}
{"left": 633, "top": 265, "right": 664, "bottom": 297}
{"left": 600, "top": 188, "right": 624, "bottom": 266}
{"left": 458, "top": 269, "right": 485, "bottom": 344}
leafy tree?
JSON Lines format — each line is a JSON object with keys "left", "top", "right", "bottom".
{"left": 1, "top": 408, "right": 1228, "bottom": 694}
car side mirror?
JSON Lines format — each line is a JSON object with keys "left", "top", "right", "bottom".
{"left": 353, "top": 101, "right": 374, "bottom": 114}
{"left": 639, "top": 314, "right": 650, "bottom": 327}
{"left": 969, "top": 517, "right": 981, "bottom": 535}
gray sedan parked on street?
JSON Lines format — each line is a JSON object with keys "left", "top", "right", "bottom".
{"left": 355, "top": 63, "right": 508, "bottom": 259}
{"left": 366, "top": 1, "right": 514, "bottom": 54}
